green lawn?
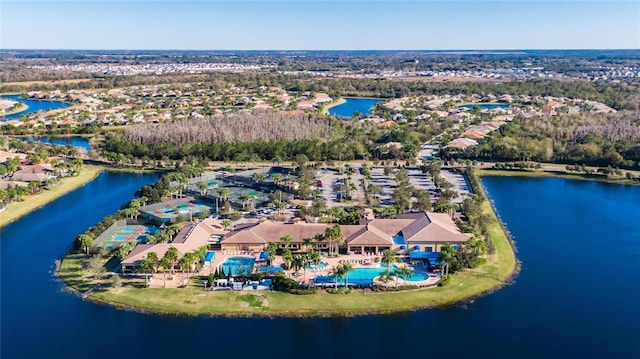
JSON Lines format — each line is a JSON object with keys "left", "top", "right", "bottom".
{"left": 1, "top": 164, "right": 108, "bottom": 227}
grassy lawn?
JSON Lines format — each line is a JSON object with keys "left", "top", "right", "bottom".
{"left": 1, "top": 164, "right": 107, "bottom": 227}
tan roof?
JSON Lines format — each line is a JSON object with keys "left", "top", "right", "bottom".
{"left": 173, "top": 218, "right": 225, "bottom": 244}
{"left": 223, "top": 221, "right": 332, "bottom": 244}
{"left": 400, "top": 212, "right": 471, "bottom": 243}
{"left": 122, "top": 218, "right": 225, "bottom": 266}
{"left": 0, "top": 151, "right": 27, "bottom": 163}
{"left": 219, "top": 212, "right": 470, "bottom": 248}
{"left": 366, "top": 218, "right": 415, "bottom": 236}
{"left": 346, "top": 224, "right": 392, "bottom": 246}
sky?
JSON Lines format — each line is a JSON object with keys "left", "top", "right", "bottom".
{"left": 1, "top": 1, "right": 639, "bottom": 50}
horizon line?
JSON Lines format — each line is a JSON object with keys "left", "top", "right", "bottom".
{"left": 2, "top": 48, "right": 639, "bottom": 52}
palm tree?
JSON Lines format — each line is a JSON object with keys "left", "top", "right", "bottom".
{"left": 381, "top": 249, "right": 399, "bottom": 277}
{"left": 146, "top": 252, "right": 159, "bottom": 272}
{"left": 394, "top": 264, "right": 413, "bottom": 288}
{"left": 280, "top": 234, "right": 293, "bottom": 250}
{"left": 324, "top": 225, "right": 343, "bottom": 255}
{"left": 272, "top": 155, "right": 282, "bottom": 167}
{"left": 139, "top": 257, "right": 155, "bottom": 284}
{"left": 314, "top": 233, "right": 325, "bottom": 253}
{"left": 238, "top": 194, "right": 250, "bottom": 209}
{"left": 331, "top": 263, "right": 352, "bottom": 289}
{"left": 178, "top": 255, "right": 190, "bottom": 279}
{"left": 281, "top": 248, "right": 293, "bottom": 270}
{"left": 302, "top": 237, "right": 312, "bottom": 253}
{"left": 341, "top": 263, "right": 354, "bottom": 289}
{"left": 265, "top": 242, "right": 278, "bottom": 265}
{"left": 438, "top": 243, "right": 456, "bottom": 279}
{"left": 163, "top": 247, "right": 179, "bottom": 275}
{"left": 217, "top": 188, "right": 229, "bottom": 203}
{"left": 221, "top": 219, "right": 233, "bottom": 231}
{"left": 271, "top": 173, "right": 283, "bottom": 188}
{"left": 299, "top": 253, "right": 314, "bottom": 284}
{"left": 197, "top": 182, "right": 209, "bottom": 196}
{"left": 159, "top": 257, "right": 170, "bottom": 287}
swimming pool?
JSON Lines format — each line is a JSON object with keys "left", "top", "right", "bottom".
{"left": 314, "top": 266, "right": 429, "bottom": 284}
{"left": 220, "top": 257, "right": 256, "bottom": 276}
{"left": 307, "top": 262, "right": 328, "bottom": 270}
{"left": 404, "top": 270, "right": 429, "bottom": 282}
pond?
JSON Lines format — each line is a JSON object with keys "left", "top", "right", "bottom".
{"left": 2, "top": 174, "right": 639, "bottom": 358}
{"left": 328, "top": 97, "right": 381, "bottom": 117}
{"left": 1, "top": 94, "right": 70, "bottom": 120}
{"left": 19, "top": 136, "right": 92, "bottom": 150}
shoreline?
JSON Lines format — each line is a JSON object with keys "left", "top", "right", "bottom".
{"left": 59, "top": 169, "right": 518, "bottom": 317}
{"left": 476, "top": 168, "right": 639, "bottom": 186}
{"left": 0, "top": 164, "right": 107, "bottom": 228}
{"left": 2, "top": 102, "right": 29, "bottom": 116}
{"left": 321, "top": 97, "right": 346, "bottom": 115}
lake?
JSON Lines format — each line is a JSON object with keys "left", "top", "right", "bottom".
{"left": 458, "top": 103, "right": 511, "bottom": 110}
{"left": 20, "top": 136, "right": 92, "bottom": 150}
{"left": 1, "top": 95, "right": 70, "bottom": 120}
{"left": 328, "top": 98, "right": 381, "bottom": 117}
{"left": 1, "top": 175, "right": 639, "bottom": 358}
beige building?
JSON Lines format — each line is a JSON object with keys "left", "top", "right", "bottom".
{"left": 221, "top": 211, "right": 470, "bottom": 254}
{"left": 120, "top": 212, "right": 471, "bottom": 272}
{"left": 121, "top": 218, "right": 225, "bottom": 272}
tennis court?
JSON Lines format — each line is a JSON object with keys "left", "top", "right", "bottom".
{"left": 145, "top": 202, "right": 214, "bottom": 223}
{"left": 99, "top": 225, "right": 160, "bottom": 248}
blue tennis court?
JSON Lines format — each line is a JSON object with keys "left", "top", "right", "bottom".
{"left": 113, "top": 235, "right": 127, "bottom": 241}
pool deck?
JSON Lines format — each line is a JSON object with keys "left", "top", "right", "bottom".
{"left": 148, "top": 250, "right": 438, "bottom": 288}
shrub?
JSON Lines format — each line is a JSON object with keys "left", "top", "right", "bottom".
{"left": 438, "top": 276, "right": 451, "bottom": 287}
{"left": 327, "top": 288, "right": 352, "bottom": 294}
{"left": 471, "top": 258, "right": 487, "bottom": 268}
{"left": 372, "top": 285, "right": 420, "bottom": 292}
{"left": 289, "top": 288, "right": 318, "bottom": 295}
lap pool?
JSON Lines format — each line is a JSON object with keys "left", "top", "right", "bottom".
{"left": 314, "top": 266, "right": 429, "bottom": 285}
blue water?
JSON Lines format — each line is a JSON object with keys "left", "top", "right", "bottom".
{"left": 314, "top": 265, "right": 427, "bottom": 284}
{"left": 2, "top": 173, "right": 640, "bottom": 358}
{"left": 20, "top": 136, "right": 92, "bottom": 150}
{"left": 328, "top": 98, "right": 381, "bottom": 117}
{"left": 307, "top": 262, "right": 328, "bottom": 270}
{"left": 259, "top": 266, "right": 284, "bottom": 272}
{"left": 220, "top": 256, "right": 255, "bottom": 276}
{"left": 1, "top": 95, "right": 70, "bottom": 120}
{"left": 457, "top": 103, "right": 511, "bottom": 110}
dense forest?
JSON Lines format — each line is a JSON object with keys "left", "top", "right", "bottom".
{"left": 122, "top": 112, "right": 332, "bottom": 146}
{"left": 100, "top": 112, "right": 434, "bottom": 163}
{"left": 448, "top": 111, "right": 640, "bottom": 169}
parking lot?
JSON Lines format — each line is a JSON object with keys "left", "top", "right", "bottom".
{"left": 236, "top": 165, "right": 472, "bottom": 219}
{"left": 439, "top": 169, "right": 472, "bottom": 203}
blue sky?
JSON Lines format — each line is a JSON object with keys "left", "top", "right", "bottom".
{"left": 1, "top": 1, "right": 639, "bottom": 50}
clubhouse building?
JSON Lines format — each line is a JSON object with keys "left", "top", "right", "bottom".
{"left": 121, "top": 211, "right": 471, "bottom": 272}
